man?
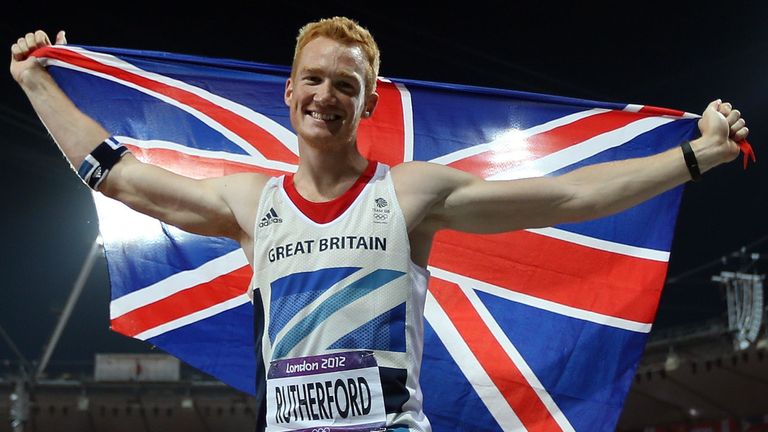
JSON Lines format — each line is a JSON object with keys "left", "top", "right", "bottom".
{"left": 10, "top": 16, "right": 749, "bottom": 432}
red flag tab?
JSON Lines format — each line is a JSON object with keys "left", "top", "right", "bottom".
{"left": 738, "top": 140, "right": 756, "bottom": 169}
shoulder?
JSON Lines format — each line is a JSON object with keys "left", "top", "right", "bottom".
{"left": 208, "top": 171, "right": 275, "bottom": 220}
{"left": 390, "top": 160, "right": 436, "bottom": 175}
{"left": 391, "top": 160, "right": 447, "bottom": 186}
{"left": 210, "top": 172, "right": 276, "bottom": 245}
{"left": 389, "top": 161, "right": 481, "bottom": 233}
{"left": 391, "top": 161, "right": 478, "bottom": 197}
{"left": 208, "top": 171, "right": 274, "bottom": 195}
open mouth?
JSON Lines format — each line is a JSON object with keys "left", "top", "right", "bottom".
{"left": 307, "top": 111, "right": 341, "bottom": 121}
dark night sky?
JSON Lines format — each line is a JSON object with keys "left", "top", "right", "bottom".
{"left": 1, "top": 2, "right": 767, "bottom": 373}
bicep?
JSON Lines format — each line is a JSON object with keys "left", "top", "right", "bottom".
{"left": 100, "top": 155, "right": 257, "bottom": 239}
{"left": 396, "top": 162, "right": 583, "bottom": 235}
{"left": 434, "top": 174, "right": 580, "bottom": 233}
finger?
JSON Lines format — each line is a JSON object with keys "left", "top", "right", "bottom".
{"left": 17, "top": 37, "right": 28, "bottom": 54}
{"left": 726, "top": 109, "right": 741, "bottom": 126}
{"left": 24, "top": 32, "right": 37, "bottom": 51}
{"left": 34, "top": 30, "right": 50, "bottom": 47}
{"left": 706, "top": 99, "right": 721, "bottom": 112}
{"left": 719, "top": 101, "right": 733, "bottom": 116}
{"left": 55, "top": 30, "right": 67, "bottom": 45}
{"left": 733, "top": 127, "right": 749, "bottom": 142}
{"left": 730, "top": 118, "right": 746, "bottom": 135}
{"left": 11, "top": 43, "right": 23, "bottom": 61}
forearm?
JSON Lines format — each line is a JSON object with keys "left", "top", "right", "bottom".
{"left": 562, "top": 137, "right": 718, "bottom": 220}
{"left": 18, "top": 67, "right": 110, "bottom": 168}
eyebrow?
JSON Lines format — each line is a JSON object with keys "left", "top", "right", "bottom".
{"left": 301, "top": 67, "right": 361, "bottom": 82}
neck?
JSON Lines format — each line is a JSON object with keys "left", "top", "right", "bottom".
{"left": 292, "top": 142, "right": 369, "bottom": 202}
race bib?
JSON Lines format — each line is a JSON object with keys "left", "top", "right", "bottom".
{"left": 266, "top": 351, "right": 387, "bottom": 432}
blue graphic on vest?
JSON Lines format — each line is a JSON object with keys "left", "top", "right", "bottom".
{"left": 271, "top": 268, "right": 406, "bottom": 360}
{"left": 328, "top": 302, "right": 407, "bottom": 352}
{"left": 269, "top": 267, "right": 360, "bottom": 343}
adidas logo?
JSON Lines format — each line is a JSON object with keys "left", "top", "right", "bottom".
{"left": 258, "top": 208, "right": 283, "bottom": 228}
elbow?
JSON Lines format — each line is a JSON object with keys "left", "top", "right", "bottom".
{"left": 558, "top": 181, "right": 606, "bottom": 224}
{"left": 94, "top": 156, "right": 137, "bottom": 200}
{"left": 96, "top": 173, "right": 126, "bottom": 201}
{"left": 564, "top": 188, "right": 627, "bottom": 224}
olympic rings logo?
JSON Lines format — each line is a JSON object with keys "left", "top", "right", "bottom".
{"left": 374, "top": 214, "right": 388, "bottom": 220}
{"left": 311, "top": 428, "right": 331, "bottom": 432}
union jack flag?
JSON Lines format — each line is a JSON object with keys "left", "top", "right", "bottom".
{"left": 35, "top": 44, "right": 700, "bottom": 431}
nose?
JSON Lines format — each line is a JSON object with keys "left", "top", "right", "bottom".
{"left": 313, "top": 79, "right": 336, "bottom": 105}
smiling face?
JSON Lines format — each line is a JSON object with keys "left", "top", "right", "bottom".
{"left": 285, "top": 36, "right": 378, "bottom": 151}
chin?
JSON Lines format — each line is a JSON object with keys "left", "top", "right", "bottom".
{"left": 301, "top": 132, "right": 355, "bottom": 152}
{"left": 304, "top": 138, "right": 348, "bottom": 152}
{"left": 298, "top": 127, "right": 352, "bottom": 149}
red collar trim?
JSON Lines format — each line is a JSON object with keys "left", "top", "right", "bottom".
{"left": 283, "top": 160, "right": 377, "bottom": 224}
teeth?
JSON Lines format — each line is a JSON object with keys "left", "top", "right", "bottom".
{"left": 310, "top": 111, "right": 339, "bottom": 121}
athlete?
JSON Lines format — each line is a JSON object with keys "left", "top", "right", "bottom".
{"left": 10, "top": 17, "right": 750, "bottom": 432}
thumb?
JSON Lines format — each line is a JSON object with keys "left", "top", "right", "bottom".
{"left": 55, "top": 30, "right": 67, "bottom": 45}
{"left": 699, "top": 99, "right": 724, "bottom": 128}
{"left": 705, "top": 98, "right": 721, "bottom": 113}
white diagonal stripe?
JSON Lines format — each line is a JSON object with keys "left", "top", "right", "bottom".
{"left": 488, "top": 116, "right": 674, "bottom": 180}
{"left": 134, "top": 293, "right": 251, "bottom": 340}
{"left": 430, "top": 108, "right": 610, "bottom": 166}
{"left": 623, "top": 104, "right": 699, "bottom": 119}
{"left": 110, "top": 249, "right": 249, "bottom": 319}
{"left": 525, "top": 227, "right": 670, "bottom": 262}
{"left": 457, "top": 282, "right": 576, "bottom": 432}
{"left": 116, "top": 136, "right": 297, "bottom": 173}
{"left": 394, "top": 82, "right": 415, "bottom": 162}
{"left": 428, "top": 266, "right": 652, "bottom": 333}
{"left": 424, "top": 291, "right": 526, "bottom": 431}
{"left": 41, "top": 46, "right": 298, "bottom": 161}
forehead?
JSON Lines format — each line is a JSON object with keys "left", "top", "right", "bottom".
{"left": 295, "top": 36, "right": 368, "bottom": 79}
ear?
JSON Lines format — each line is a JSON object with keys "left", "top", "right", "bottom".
{"left": 362, "top": 92, "right": 379, "bottom": 118}
{"left": 284, "top": 77, "right": 294, "bottom": 107}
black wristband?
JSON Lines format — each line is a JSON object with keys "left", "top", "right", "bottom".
{"left": 77, "top": 136, "right": 129, "bottom": 190}
{"left": 680, "top": 140, "right": 701, "bottom": 182}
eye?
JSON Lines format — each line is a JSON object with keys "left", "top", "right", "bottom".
{"left": 303, "top": 75, "right": 321, "bottom": 84}
{"left": 336, "top": 80, "right": 358, "bottom": 94}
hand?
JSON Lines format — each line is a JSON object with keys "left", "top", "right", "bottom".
{"left": 10, "top": 30, "right": 67, "bottom": 84}
{"left": 695, "top": 99, "right": 750, "bottom": 168}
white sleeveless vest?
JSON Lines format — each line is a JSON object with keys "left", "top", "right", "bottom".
{"left": 252, "top": 161, "right": 431, "bottom": 432}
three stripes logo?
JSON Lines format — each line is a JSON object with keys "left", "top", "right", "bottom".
{"left": 259, "top": 208, "right": 283, "bottom": 228}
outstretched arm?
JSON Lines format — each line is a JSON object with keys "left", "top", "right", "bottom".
{"left": 396, "top": 100, "right": 749, "bottom": 235}
{"left": 10, "top": 30, "right": 263, "bottom": 243}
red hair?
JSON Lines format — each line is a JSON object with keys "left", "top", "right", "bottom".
{"left": 293, "top": 16, "right": 380, "bottom": 95}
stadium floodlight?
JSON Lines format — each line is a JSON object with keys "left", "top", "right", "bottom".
{"left": 77, "top": 394, "right": 90, "bottom": 411}
{"left": 181, "top": 396, "right": 194, "bottom": 409}
{"left": 712, "top": 271, "right": 765, "bottom": 351}
{"left": 664, "top": 347, "right": 680, "bottom": 372}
